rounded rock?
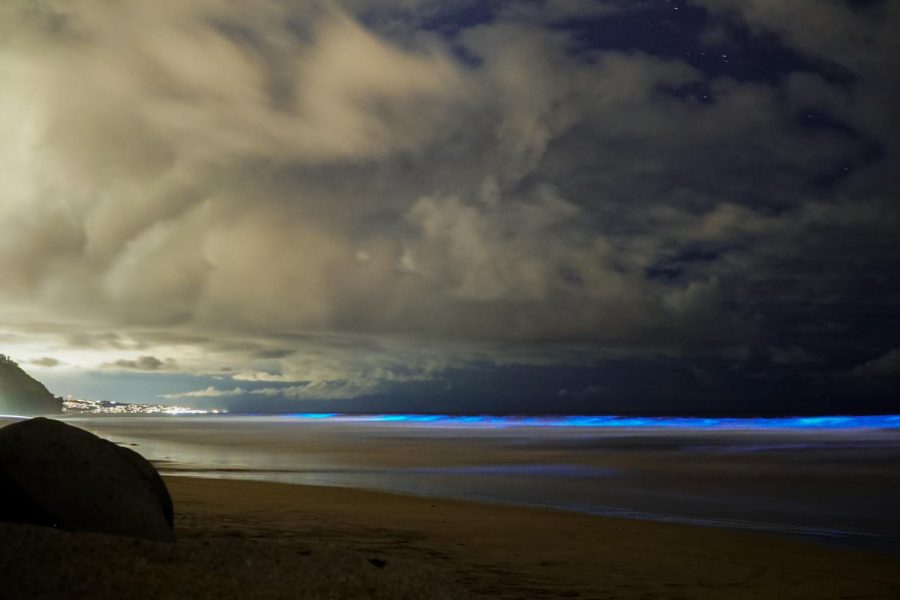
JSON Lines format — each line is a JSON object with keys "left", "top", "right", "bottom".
{"left": 0, "top": 418, "right": 174, "bottom": 542}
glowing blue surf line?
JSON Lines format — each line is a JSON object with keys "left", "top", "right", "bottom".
{"left": 278, "top": 414, "right": 900, "bottom": 430}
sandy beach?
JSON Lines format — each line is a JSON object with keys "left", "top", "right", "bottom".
{"left": 5, "top": 475, "right": 898, "bottom": 599}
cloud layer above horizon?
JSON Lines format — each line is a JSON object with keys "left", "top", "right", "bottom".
{"left": 1, "top": 0, "right": 898, "bottom": 412}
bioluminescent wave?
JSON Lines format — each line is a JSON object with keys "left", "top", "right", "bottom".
{"left": 63, "top": 414, "right": 900, "bottom": 549}
{"left": 275, "top": 413, "right": 900, "bottom": 430}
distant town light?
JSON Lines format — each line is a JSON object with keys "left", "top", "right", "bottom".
{"left": 62, "top": 396, "right": 224, "bottom": 416}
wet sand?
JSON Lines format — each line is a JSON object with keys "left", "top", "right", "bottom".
{"left": 61, "top": 416, "right": 900, "bottom": 542}
{"left": 166, "top": 476, "right": 900, "bottom": 599}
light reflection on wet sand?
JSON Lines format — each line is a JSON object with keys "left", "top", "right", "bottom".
{"left": 61, "top": 415, "right": 900, "bottom": 547}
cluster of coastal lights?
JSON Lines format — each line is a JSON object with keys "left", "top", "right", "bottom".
{"left": 270, "top": 414, "right": 900, "bottom": 430}
{"left": 62, "top": 396, "right": 224, "bottom": 416}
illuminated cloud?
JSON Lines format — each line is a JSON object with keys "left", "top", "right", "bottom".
{"left": 1, "top": 0, "right": 897, "bottom": 411}
{"left": 161, "top": 386, "right": 247, "bottom": 400}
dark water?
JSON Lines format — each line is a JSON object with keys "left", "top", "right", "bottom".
{"left": 59, "top": 415, "right": 900, "bottom": 549}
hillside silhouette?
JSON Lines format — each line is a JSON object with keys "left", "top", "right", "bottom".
{"left": 0, "top": 355, "right": 62, "bottom": 416}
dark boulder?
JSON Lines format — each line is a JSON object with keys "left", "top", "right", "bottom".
{"left": 0, "top": 418, "right": 174, "bottom": 542}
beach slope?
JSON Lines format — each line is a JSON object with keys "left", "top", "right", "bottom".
{"left": 2, "top": 476, "right": 898, "bottom": 599}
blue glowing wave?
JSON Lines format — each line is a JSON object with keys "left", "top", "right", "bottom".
{"left": 278, "top": 413, "right": 900, "bottom": 430}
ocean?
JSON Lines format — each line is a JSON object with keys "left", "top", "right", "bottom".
{"left": 61, "top": 414, "right": 900, "bottom": 550}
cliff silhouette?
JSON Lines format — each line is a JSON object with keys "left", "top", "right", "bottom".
{"left": 0, "top": 355, "right": 63, "bottom": 416}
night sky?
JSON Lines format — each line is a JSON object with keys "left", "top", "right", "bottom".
{"left": 1, "top": 0, "right": 897, "bottom": 415}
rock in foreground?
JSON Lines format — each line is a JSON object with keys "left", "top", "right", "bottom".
{"left": 0, "top": 418, "right": 174, "bottom": 542}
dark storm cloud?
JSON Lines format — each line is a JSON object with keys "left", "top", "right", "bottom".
{"left": 30, "top": 357, "right": 62, "bottom": 368}
{"left": 104, "top": 356, "right": 177, "bottom": 372}
{"left": 768, "top": 346, "right": 821, "bottom": 366}
{"left": 855, "top": 349, "right": 900, "bottom": 380}
{"left": 1, "top": 0, "right": 897, "bottom": 409}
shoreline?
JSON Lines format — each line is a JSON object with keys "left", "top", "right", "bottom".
{"left": 165, "top": 475, "right": 900, "bottom": 598}
{"left": 161, "top": 469, "right": 900, "bottom": 552}
{"left": 4, "top": 472, "right": 900, "bottom": 598}
{"left": 51, "top": 414, "right": 900, "bottom": 556}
